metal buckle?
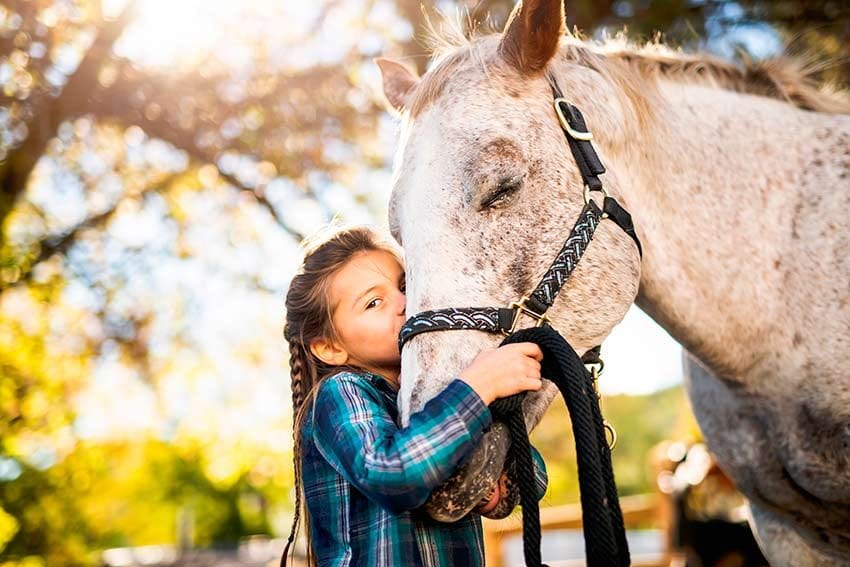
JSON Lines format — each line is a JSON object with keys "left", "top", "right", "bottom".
{"left": 554, "top": 98, "right": 594, "bottom": 141}
{"left": 583, "top": 184, "right": 610, "bottom": 206}
{"left": 585, "top": 359, "right": 605, "bottom": 377}
{"left": 506, "top": 295, "right": 550, "bottom": 335}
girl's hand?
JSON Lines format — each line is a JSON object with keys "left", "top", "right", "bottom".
{"left": 459, "top": 342, "right": 544, "bottom": 405}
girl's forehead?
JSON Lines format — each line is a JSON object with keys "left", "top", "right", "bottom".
{"left": 330, "top": 250, "right": 402, "bottom": 309}
{"left": 349, "top": 249, "right": 402, "bottom": 276}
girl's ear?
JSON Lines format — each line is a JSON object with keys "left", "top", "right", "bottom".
{"left": 375, "top": 57, "right": 419, "bottom": 114}
{"left": 310, "top": 337, "right": 349, "bottom": 367}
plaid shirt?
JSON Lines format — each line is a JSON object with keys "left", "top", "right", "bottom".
{"left": 300, "top": 370, "right": 548, "bottom": 567}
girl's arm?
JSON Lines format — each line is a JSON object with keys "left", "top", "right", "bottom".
{"left": 312, "top": 372, "right": 492, "bottom": 514}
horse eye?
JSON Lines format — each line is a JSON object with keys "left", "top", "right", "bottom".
{"left": 482, "top": 176, "right": 522, "bottom": 209}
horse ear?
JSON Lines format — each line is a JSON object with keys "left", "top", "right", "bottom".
{"left": 499, "top": 0, "right": 565, "bottom": 74}
{"left": 375, "top": 58, "right": 419, "bottom": 113}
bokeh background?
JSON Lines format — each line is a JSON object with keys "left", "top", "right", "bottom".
{"left": 0, "top": 0, "right": 847, "bottom": 565}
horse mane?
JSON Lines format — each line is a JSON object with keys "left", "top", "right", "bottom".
{"left": 408, "top": 17, "right": 850, "bottom": 119}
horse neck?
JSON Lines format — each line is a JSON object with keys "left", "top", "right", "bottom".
{"left": 612, "top": 80, "right": 843, "bottom": 378}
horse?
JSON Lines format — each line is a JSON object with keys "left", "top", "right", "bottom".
{"left": 378, "top": 0, "right": 850, "bottom": 564}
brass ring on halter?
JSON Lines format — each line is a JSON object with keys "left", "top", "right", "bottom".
{"left": 604, "top": 420, "right": 618, "bottom": 450}
{"left": 583, "top": 184, "right": 610, "bottom": 214}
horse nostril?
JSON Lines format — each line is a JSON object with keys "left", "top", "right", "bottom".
{"left": 480, "top": 484, "right": 497, "bottom": 504}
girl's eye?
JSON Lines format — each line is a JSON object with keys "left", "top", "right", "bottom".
{"left": 366, "top": 298, "right": 382, "bottom": 310}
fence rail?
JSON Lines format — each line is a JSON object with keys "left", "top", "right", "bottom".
{"left": 482, "top": 493, "right": 672, "bottom": 567}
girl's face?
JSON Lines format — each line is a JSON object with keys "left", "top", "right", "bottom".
{"left": 312, "top": 249, "right": 407, "bottom": 386}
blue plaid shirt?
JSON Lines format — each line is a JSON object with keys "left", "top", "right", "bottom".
{"left": 300, "top": 370, "right": 548, "bottom": 566}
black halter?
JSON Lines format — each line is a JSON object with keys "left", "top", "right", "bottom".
{"left": 398, "top": 74, "right": 642, "bottom": 352}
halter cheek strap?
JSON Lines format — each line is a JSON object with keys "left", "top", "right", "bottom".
{"left": 549, "top": 73, "right": 642, "bottom": 257}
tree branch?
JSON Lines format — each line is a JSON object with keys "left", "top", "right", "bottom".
{"left": 0, "top": 1, "right": 138, "bottom": 236}
{"left": 2, "top": 170, "right": 182, "bottom": 292}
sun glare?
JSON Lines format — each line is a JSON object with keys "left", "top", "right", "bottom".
{"left": 107, "top": 0, "right": 322, "bottom": 69}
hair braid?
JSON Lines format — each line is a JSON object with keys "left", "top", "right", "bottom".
{"left": 281, "top": 331, "right": 313, "bottom": 567}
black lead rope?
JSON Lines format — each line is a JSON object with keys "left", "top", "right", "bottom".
{"left": 490, "top": 326, "right": 629, "bottom": 567}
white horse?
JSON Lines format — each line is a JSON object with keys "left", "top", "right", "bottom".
{"left": 379, "top": 0, "right": 850, "bottom": 564}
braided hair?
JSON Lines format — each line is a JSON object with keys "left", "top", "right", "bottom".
{"left": 280, "top": 224, "right": 403, "bottom": 567}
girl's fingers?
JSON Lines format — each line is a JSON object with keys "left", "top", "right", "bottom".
{"left": 515, "top": 342, "right": 544, "bottom": 361}
{"left": 524, "top": 360, "right": 541, "bottom": 378}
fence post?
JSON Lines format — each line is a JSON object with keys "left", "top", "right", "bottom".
{"left": 482, "top": 518, "right": 503, "bottom": 567}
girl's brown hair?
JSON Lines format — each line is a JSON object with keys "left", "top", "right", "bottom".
{"left": 280, "top": 223, "right": 403, "bottom": 567}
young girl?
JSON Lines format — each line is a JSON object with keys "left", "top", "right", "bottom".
{"left": 282, "top": 225, "right": 548, "bottom": 566}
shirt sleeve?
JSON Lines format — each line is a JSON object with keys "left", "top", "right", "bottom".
{"left": 530, "top": 444, "right": 549, "bottom": 501}
{"left": 312, "top": 374, "right": 493, "bottom": 514}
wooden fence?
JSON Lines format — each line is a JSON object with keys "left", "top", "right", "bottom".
{"left": 482, "top": 493, "right": 674, "bottom": 567}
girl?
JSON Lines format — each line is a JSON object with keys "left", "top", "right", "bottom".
{"left": 282, "top": 225, "right": 548, "bottom": 566}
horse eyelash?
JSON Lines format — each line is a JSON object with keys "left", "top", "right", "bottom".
{"left": 482, "top": 176, "right": 523, "bottom": 209}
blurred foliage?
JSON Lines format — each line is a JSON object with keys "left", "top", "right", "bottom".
{"left": 531, "top": 385, "right": 700, "bottom": 505}
{"left": 0, "top": 0, "right": 847, "bottom": 565}
{"left": 0, "top": 438, "right": 291, "bottom": 566}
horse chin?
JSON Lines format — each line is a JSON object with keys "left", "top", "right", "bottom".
{"left": 423, "top": 422, "right": 517, "bottom": 521}
{"left": 420, "top": 380, "right": 558, "bottom": 521}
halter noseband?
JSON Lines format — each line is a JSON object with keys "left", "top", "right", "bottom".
{"left": 398, "top": 73, "right": 642, "bottom": 352}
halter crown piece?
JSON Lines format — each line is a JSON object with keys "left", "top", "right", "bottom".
{"left": 398, "top": 74, "right": 642, "bottom": 353}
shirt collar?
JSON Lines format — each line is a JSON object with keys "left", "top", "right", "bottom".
{"left": 365, "top": 371, "right": 399, "bottom": 395}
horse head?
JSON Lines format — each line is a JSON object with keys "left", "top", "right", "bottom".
{"left": 380, "top": 0, "right": 640, "bottom": 521}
